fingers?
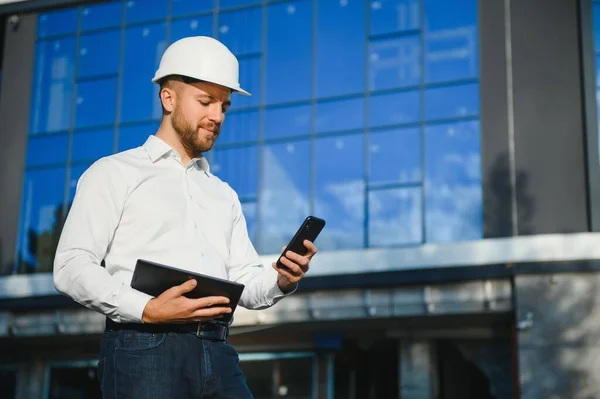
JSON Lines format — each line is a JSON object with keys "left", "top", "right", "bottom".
{"left": 190, "top": 306, "right": 232, "bottom": 320}
{"left": 164, "top": 279, "right": 197, "bottom": 298}
{"left": 192, "top": 296, "right": 230, "bottom": 309}
{"left": 303, "top": 239, "right": 318, "bottom": 258}
{"left": 276, "top": 255, "right": 306, "bottom": 277}
{"left": 281, "top": 250, "right": 310, "bottom": 272}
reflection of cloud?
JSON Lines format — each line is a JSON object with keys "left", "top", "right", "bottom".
{"left": 369, "top": 188, "right": 422, "bottom": 246}
{"left": 259, "top": 145, "right": 310, "bottom": 253}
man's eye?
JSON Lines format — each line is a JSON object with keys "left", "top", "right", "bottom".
{"left": 222, "top": 107, "right": 229, "bottom": 114}
{"left": 200, "top": 101, "right": 210, "bottom": 106}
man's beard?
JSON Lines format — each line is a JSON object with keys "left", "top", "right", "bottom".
{"left": 172, "top": 105, "right": 219, "bottom": 157}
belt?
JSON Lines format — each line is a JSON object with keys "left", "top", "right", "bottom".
{"left": 105, "top": 318, "right": 229, "bottom": 341}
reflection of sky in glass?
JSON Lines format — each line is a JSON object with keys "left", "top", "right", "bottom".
{"left": 25, "top": 0, "right": 484, "bottom": 266}
{"left": 315, "top": 134, "right": 365, "bottom": 250}
{"left": 258, "top": 141, "right": 310, "bottom": 253}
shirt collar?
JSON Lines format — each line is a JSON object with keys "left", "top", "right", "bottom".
{"left": 142, "top": 135, "right": 211, "bottom": 173}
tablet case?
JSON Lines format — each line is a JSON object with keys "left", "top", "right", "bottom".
{"left": 131, "top": 259, "right": 245, "bottom": 323}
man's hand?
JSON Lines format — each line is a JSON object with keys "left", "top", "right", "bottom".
{"left": 273, "top": 239, "right": 318, "bottom": 293}
{"left": 141, "top": 279, "right": 231, "bottom": 324}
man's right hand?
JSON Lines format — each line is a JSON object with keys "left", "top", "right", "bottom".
{"left": 141, "top": 279, "right": 231, "bottom": 324}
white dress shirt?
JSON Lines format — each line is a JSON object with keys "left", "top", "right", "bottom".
{"left": 54, "top": 135, "right": 290, "bottom": 324}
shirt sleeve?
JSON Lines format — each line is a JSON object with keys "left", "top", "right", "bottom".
{"left": 53, "top": 158, "right": 153, "bottom": 324}
{"left": 226, "top": 190, "right": 296, "bottom": 309}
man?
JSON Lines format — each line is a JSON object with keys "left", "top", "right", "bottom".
{"left": 53, "top": 36, "right": 317, "bottom": 398}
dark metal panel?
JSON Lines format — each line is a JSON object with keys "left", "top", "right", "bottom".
{"left": 510, "top": 0, "right": 589, "bottom": 234}
{"left": 0, "top": 14, "right": 36, "bottom": 275}
{"left": 479, "top": 0, "right": 515, "bottom": 238}
{"left": 0, "top": 0, "right": 103, "bottom": 15}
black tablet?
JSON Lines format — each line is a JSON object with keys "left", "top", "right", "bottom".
{"left": 130, "top": 259, "right": 245, "bottom": 323}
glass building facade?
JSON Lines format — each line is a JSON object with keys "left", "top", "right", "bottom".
{"left": 17, "top": 0, "right": 481, "bottom": 275}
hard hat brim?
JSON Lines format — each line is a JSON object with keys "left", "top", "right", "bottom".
{"left": 152, "top": 73, "right": 251, "bottom": 97}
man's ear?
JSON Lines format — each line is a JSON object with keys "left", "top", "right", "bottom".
{"left": 160, "top": 86, "right": 176, "bottom": 113}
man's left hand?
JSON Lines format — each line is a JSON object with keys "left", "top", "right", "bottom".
{"left": 273, "top": 240, "right": 318, "bottom": 293}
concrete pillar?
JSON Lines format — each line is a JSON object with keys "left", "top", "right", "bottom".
{"left": 399, "top": 339, "right": 436, "bottom": 399}
{"left": 515, "top": 272, "right": 600, "bottom": 398}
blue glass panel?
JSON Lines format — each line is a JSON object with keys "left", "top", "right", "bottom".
{"left": 77, "top": 30, "right": 121, "bottom": 78}
{"left": 172, "top": 0, "right": 214, "bottom": 16}
{"left": 424, "top": 0, "right": 478, "bottom": 83}
{"left": 370, "top": 0, "right": 420, "bottom": 36}
{"left": 264, "top": 105, "right": 311, "bottom": 139}
{"left": 235, "top": 57, "right": 261, "bottom": 108}
{"left": 125, "top": 0, "right": 168, "bottom": 24}
{"left": 368, "top": 187, "right": 422, "bottom": 246}
{"left": 425, "top": 83, "right": 479, "bottom": 121}
{"left": 218, "top": 8, "right": 262, "bottom": 56}
{"left": 117, "top": 122, "right": 159, "bottom": 151}
{"left": 241, "top": 201, "right": 257, "bottom": 243}
{"left": 219, "top": 109, "right": 260, "bottom": 144}
{"left": 316, "top": 97, "right": 364, "bottom": 134}
{"left": 597, "top": 55, "right": 600, "bottom": 87}
{"left": 317, "top": 0, "right": 365, "bottom": 98}
{"left": 212, "top": 146, "right": 258, "bottom": 198}
{"left": 25, "top": 135, "right": 69, "bottom": 167}
{"left": 121, "top": 23, "right": 167, "bottom": 123}
{"left": 258, "top": 140, "right": 311, "bottom": 254}
{"left": 81, "top": 1, "right": 122, "bottom": 32}
{"left": 594, "top": 5, "right": 600, "bottom": 51}
{"left": 266, "top": 0, "right": 312, "bottom": 104}
{"left": 37, "top": 8, "right": 77, "bottom": 38}
{"left": 369, "top": 35, "right": 420, "bottom": 91}
{"left": 17, "top": 167, "right": 66, "bottom": 273}
{"left": 369, "top": 90, "right": 420, "bottom": 127}
{"left": 170, "top": 16, "right": 214, "bottom": 44}
{"left": 315, "top": 134, "right": 365, "bottom": 250}
{"left": 30, "top": 38, "right": 76, "bottom": 134}
{"left": 220, "top": 0, "right": 261, "bottom": 8}
{"left": 71, "top": 129, "right": 115, "bottom": 163}
{"left": 424, "top": 120, "right": 482, "bottom": 242}
{"left": 68, "top": 163, "right": 93, "bottom": 203}
{"left": 75, "top": 78, "right": 118, "bottom": 129}
{"left": 369, "top": 127, "right": 420, "bottom": 185}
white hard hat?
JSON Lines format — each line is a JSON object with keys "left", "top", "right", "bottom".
{"left": 152, "top": 36, "right": 250, "bottom": 96}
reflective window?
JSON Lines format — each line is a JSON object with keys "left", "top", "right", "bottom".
{"left": 370, "top": 0, "right": 420, "bottom": 36}
{"left": 369, "top": 187, "right": 422, "bottom": 246}
{"left": 315, "top": 134, "right": 365, "bottom": 250}
{"left": 258, "top": 141, "right": 310, "bottom": 254}
{"left": 425, "top": 83, "right": 480, "bottom": 121}
{"left": 77, "top": 30, "right": 121, "bottom": 79}
{"left": 266, "top": 0, "right": 312, "bottom": 104}
{"left": 17, "top": 168, "right": 66, "bottom": 274}
{"left": 170, "top": 16, "right": 214, "bottom": 44}
{"left": 264, "top": 105, "right": 311, "bottom": 140}
{"left": 218, "top": 7, "right": 262, "bottom": 56}
{"left": 316, "top": 97, "right": 364, "bottom": 134}
{"left": 235, "top": 57, "right": 261, "bottom": 109}
{"left": 425, "top": 121, "right": 482, "bottom": 242}
{"left": 172, "top": 0, "right": 214, "bottom": 16}
{"left": 317, "top": 0, "right": 365, "bottom": 98}
{"left": 220, "top": 110, "right": 260, "bottom": 145}
{"left": 81, "top": 1, "right": 122, "bottom": 32}
{"left": 213, "top": 146, "right": 259, "bottom": 199}
{"left": 117, "top": 122, "right": 158, "bottom": 152}
{"left": 369, "top": 35, "right": 420, "bottom": 91}
{"left": 369, "top": 127, "right": 421, "bottom": 186}
{"left": 424, "top": 0, "right": 479, "bottom": 83}
{"left": 125, "top": 0, "right": 168, "bottom": 24}
{"left": 37, "top": 8, "right": 77, "bottom": 38}
{"left": 221, "top": 0, "right": 262, "bottom": 8}
{"left": 369, "top": 90, "right": 420, "bottom": 128}
{"left": 25, "top": 135, "right": 69, "bottom": 168}
{"left": 75, "top": 78, "right": 118, "bottom": 129}
{"left": 594, "top": 4, "right": 600, "bottom": 51}
{"left": 120, "top": 23, "right": 166, "bottom": 123}
{"left": 30, "top": 38, "right": 76, "bottom": 134}
{"left": 71, "top": 129, "right": 115, "bottom": 163}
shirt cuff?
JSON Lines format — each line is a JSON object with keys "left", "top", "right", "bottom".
{"left": 265, "top": 266, "right": 297, "bottom": 306}
{"left": 117, "top": 285, "right": 154, "bottom": 323}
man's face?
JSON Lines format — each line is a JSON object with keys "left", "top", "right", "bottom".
{"left": 169, "top": 80, "right": 231, "bottom": 157}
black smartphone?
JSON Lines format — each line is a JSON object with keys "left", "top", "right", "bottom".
{"left": 276, "top": 216, "right": 326, "bottom": 269}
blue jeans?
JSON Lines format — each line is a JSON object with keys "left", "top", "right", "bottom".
{"left": 97, "top": 330, "right": 253, "bottom": 398}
